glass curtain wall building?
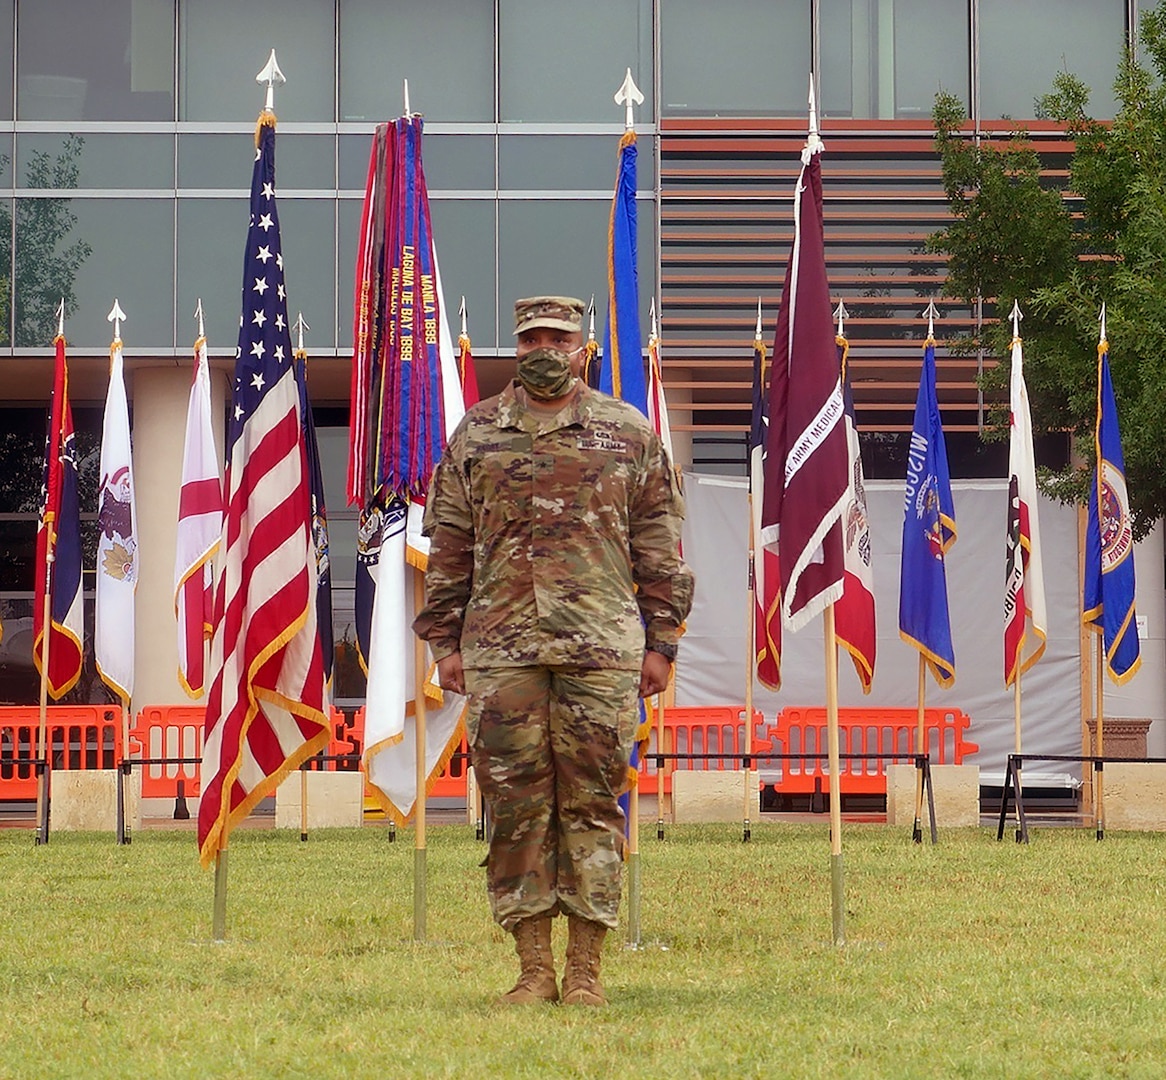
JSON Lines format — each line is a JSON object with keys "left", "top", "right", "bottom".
{"left": 0, "top": 0, "right": 1140, "bottom": 705}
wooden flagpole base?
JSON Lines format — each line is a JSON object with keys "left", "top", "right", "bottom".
{"left": 824, "top": 604, "right": 845, "bottom": 946}
{"left": 212, "top": 848, "right": 228, "bottom": 942}
{"left": 627, "top": 776, "right": 641, "bottom": 946}
{"left": 912, "top": 655, "right": 927, "bottom": 843}
{"left": 412, "top": 569, "right": 428, "bottom": 943}
{"left": 413, "top": 846, "right": 427, "bottom": 942}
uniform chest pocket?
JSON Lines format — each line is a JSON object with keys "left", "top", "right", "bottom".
{"left": 467, "top": 447, "right": 532, "bottom": 539}
{"left": 562, "top": 453, "right": 634, "bottom": 537}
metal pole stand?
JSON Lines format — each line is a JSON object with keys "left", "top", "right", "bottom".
{"left": 116, "top": 760, "right": 132, "bottom": 845}
{"left": 995, "top": 754, "right": 1029, "bottom": 844}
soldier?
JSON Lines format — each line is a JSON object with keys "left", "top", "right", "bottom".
{"left": 414, "top": 296, "right": 693, "bottom": 1006}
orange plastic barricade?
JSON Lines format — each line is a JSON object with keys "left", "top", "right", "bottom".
{"left": 328, "top": 706, "right": 364, "bottom": 768}
{"left": 327, "top": 706, "right": 470, "bottom": 802}
{"left": 760, "top": 706, "right": 978, "bottom": 796}
{"left": 639, "top": 706, "right": 766, "bottom": 795}
{"left": 0, "top": 706, "right": 124, "bottom": 800}
{"left": 128, "top": 705, "right": 205, "bottom": 799}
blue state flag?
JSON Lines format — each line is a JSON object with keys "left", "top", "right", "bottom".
{"left": 1083, "top": 345, "right": 1140, "bottom": 683}
{"left": 899, "top": 341, "right": 957, "bottom": 687}
{"left": 601, "top": 128, "right": 650, "bottom": 813}
{"left": 601, "top": 130, "right": 646, "bottom": 414}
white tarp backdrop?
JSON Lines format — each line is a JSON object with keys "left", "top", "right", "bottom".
{"left": 677, "top": 475, "right": 1166, "bottom": 781}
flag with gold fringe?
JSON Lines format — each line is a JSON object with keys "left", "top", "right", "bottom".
{"left": 197, "top": 110, "right": 329, "bottom": 867}
{"left": 899, "top": 338, "right": 957, "bottom": 688}
{"left": 1004, "top": 326, "right": 1046, "bottom": 687}
{"left": 750, "top": 325, "right": 781, "bottom": 690}
{"left": 33, "top": 333, "right": 83, "bottom": 700}
{"left": 349, "top": 116, "right": 467, "bottom": 823}
{"left": 1083, "top": 337, "right": 1140, "bottom": 684}
{"left": 95, "top": 331, "right": 137, "bottom": 703}
{"left": 175, "top": 332, "right": 222, "bottom": 698}
{"left": 834, "top": 334, "right": 876, "bottom": 692}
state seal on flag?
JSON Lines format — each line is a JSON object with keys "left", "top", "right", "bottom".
{"left": 1099, "top": 459, "right": 1133, "bottom": 572}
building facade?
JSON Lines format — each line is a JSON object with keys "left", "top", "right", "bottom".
{"left": 0, "top": 0, "right": 1145, "bottom": 708}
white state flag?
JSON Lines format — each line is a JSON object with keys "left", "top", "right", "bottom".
{"left": 364, "top": 251, "right": 468, "bottom": 823}
{"left": 174, "top": 335, "right": 222, "bottom": 697}
{"left": 95, "top": 338, "right": 137, "bottom": 702}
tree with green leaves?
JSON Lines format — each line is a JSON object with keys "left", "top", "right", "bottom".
{"left": 929, "top": 6, "right": 1166, "bottom": 541}
{"left": 0, "top": 133, "right": 92, "bottom": 347}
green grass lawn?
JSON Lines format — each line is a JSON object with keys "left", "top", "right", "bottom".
{"left": 1, "top": 822, "right": 1164, "bottom": 1078}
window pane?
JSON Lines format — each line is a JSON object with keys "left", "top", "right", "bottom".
{"left": 177, "top": 199, "right": 244, "bottom": 351}
{"left": 339, "top": 133, "right": 495, "bottom": 192}
{"left": 498, "top": 199, "right": 654, "bottom": 351}
{"left": 337, "top": 199, "right": 362, "bottom": 351}
{"left": 500, "top": 0, "right": 653, "bottom": 123}
{"left": 179, "top": 0, "right": 334, "bottom": 122}
{"left": 17, "top": 134, "right": 174, "bottom": 189}
{"left": 339, "top": 196, "right": 496, "bottom": 352}
{"left": 500, "top": 135, "right": 655, "bottom": 191}
{"left": 15, "top": 198, "right": 174, "bottom": 348}
{"left": 279, "top": 200, "right": 336, "bottom": 349}
{"left": 17, "top": 0, "right": 173, "bottom": 121}
{"left": 0, "top": 133, "right": 10, "bottom": 187}
{"left": 895, "top": 0, "right": 968, "bottom": 119}
{"left": 430, "top": 200, "right": 497, "bottom": 349}
{"left": 0, "top": 409, "right": 45, "bottom": 514}
{"left": 179, "top": 134, "right": 334, "bottom": 191}
{"left": 980, "top": 0, "right": 1125, "bottom": 120}
{"left": 339, "top": 0, "right": 494, "bottom": 123}
{"left": 820, "top": 0, "right": 969, "bottom": 120}
{"left": 661, "top": 0, "right": 809, "bottom": 117}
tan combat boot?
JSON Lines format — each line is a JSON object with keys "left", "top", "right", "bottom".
{"left": 499, "top": 914, "right": 559, "bottom": 1005}
{"left": 561, "top": 915, "right": 608, "bottom": 1006}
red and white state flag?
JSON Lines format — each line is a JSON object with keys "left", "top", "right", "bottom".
{"left": 174, "top": 332, "right": 222, "bottom": 698}
{"left": 1004, "top": 329, "right": 1046, "bottom": 686}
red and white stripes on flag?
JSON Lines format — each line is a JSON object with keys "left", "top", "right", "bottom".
{"left": 834, "top": 335, "right": 876, "bottom": 692}
{"left": 647, "top": 325, "right": 675, "bottom": 464}
{"left": 759, "top": 140, "right": 848, "bottom": 634}
{"left": 198, "top": 113, "right": 329, "bottom": 867}
{"left": 174, "top": 334, "right": 222, "bottom": 698}
{"left": 1004, "top": 331, "right": 1047, "bottom": 686}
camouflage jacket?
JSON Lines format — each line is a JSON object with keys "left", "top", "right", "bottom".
{"left": 413, "top": 380, "right": 694, "bottom": 670}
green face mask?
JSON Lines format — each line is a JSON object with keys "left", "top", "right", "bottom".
{"left": 516, "top": 346, "right": 579, "bottom": 401}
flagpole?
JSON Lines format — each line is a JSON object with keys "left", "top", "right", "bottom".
{"left": 412, "top": 568, "right": 427, "bottom": 942}
{"left": 1013, "top": 669, "right": 1024, "bottom": 835}
{"left": 912, "top": 655, "right": 926, "bottom": 843}
{"left": 105, "top": 304, "right": 135, "bottom": 785}
{"left": 35, "top": 554, "right": 53, "bottom": 846}
{"left": 824, "top": 603, "right": 845, "bottom": 946}
{"left": 213, "top": 845, "right": 228, "bottom": 941}
{"left": 626, "top": 766, "right": 641, "bottom": 947}
{"left": 1095, "top": 636, "right": 1105, "bottom": 839}
{"left": 656, "top": 685, "right": 666, "bottom": 840}
{"left": 743, "top": 527, "right": 755, "bottom": 843}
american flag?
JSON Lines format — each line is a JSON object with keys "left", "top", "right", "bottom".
{"left": 198, "top": 113, "right": 329, "bottom": 868}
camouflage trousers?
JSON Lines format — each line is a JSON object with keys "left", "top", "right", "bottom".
{"left": 464, "top": 665, "right": 640, "bottom": 931}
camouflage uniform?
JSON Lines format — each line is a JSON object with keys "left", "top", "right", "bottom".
{"left": 414, "top": 362, "right": 693, "bottom": 931}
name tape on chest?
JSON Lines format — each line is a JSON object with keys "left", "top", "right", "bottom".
{"left": 577, "top": 432, "right": 629, "bottom": 454}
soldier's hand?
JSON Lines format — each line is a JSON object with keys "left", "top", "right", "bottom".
{"left": 639, "top": 651, "right": 672, "bottom": 697}
{"left": 437, "top": 652, "right": 465, "bottom": 695}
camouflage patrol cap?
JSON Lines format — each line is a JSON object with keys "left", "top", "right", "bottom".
{"left": 513, "top": 296, "right": 586, "bottom": 335}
